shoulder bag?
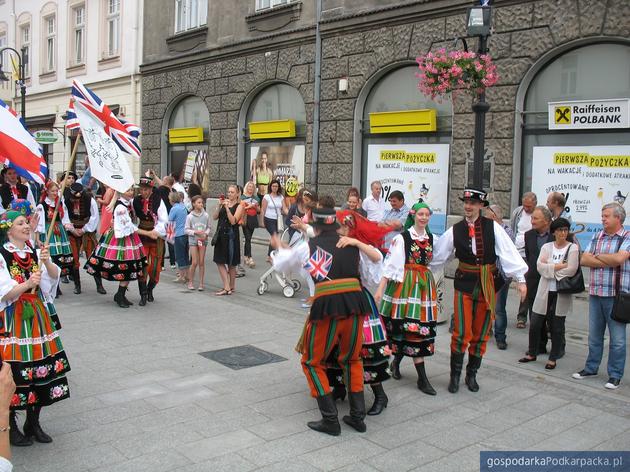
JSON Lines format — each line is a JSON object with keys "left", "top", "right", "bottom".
{"left": 270, "top": 195, "right": 284, "bottom": 232}
{"left": 612, "top": 234, "right": 630, "bottom": 323}
{"left": 556, "top": 243, "right": 585, "bottom": 294}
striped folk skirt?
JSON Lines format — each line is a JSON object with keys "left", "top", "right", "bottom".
{"left": 380, "top": 265, "right": 438, "bottom": 358}
{"left": 0, "top": 293, "right": 71, "bottom": 409}
{"left": 40, "top": 221, "right": 74, "bottom": 275}
{"left": 84, "top": 229, "right": 147, "bottom": 282}
{"left": 327, "top": 289, "right": 391, "bottom": 386}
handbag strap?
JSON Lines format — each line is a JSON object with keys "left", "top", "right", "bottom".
{"left": 561, "top": 243, "right": 573, "bottom": 263}
{"left": 613, "top": 232, "right": 627, "bottom": 295}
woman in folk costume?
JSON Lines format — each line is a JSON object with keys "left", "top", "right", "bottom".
{"left": 375, "top": 202, "right": 439, "bottom": 396}
{"left": 85, "top": 187, "right": 148, "bottom": 308}
{"left": 325, "top": 210, "right": 393, "bottom": 415}
{"left": 34, "top": 181, "right": 74, "bottom": 295}
{"left": 0, "top": 203, "right": 70, "bottom": 447}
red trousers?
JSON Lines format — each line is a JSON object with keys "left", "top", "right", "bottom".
{"left": 451, "top": 289, "right": 493, "bottom": 357}
{"left": 301, "top": 315, "right": 365, "bottom": 398}
{"left": 68, "top": 232, "right": 97, "bottom": 270}
{"left": 140, "top": 238, "right": 164, "bottom": 284}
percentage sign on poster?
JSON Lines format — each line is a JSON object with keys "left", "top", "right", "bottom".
{"left": 382, "top": 185, "right": 392, "bottom": 200}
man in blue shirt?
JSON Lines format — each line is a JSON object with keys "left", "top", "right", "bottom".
{"left": 380, "top": 191, "right": 409, "bottom": 251}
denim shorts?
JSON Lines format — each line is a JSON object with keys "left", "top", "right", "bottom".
{"left": 174, "top": 235, "right": 190, "bottom": 269}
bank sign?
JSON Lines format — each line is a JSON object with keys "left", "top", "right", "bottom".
{"left": 548, "top": 98, "right": 630, "bottom": 130}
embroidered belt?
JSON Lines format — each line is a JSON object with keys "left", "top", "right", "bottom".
{"left": 404, "top": 263, "right": 429, "bottom": 272}
{"left": 458, "top": 262, "right": 497, "bottom": 317}
{"left": 312, "top": 278, "right": 361, "bottom": 302}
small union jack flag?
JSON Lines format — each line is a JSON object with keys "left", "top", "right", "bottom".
{"left": 165, "top": 222, "right": 176, "bottom": 244}
{"left": 304, "top": 246, "right": 333, "bottom": 281}
{"left": 65, "top": 80, "right": 141, "bottom": 158}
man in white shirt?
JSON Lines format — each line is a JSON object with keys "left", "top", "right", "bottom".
{"left": 362, "top": 181, "right": 390, "bottom": 222}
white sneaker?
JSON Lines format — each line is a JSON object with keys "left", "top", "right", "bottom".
{"left": 605, "top": 378, "right": 621, "bottom": 389}
{"left": 572, "top": 370, "right": 597, "bottom": 380}
{"left": 301, "top": 303, "right": 311, "bottom": 309}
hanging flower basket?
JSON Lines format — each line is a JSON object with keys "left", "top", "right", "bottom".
{"left": 416, "top": 49, "right": 499, "bottom": 100}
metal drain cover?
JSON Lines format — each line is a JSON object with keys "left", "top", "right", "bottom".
{"left": 199, "top": 345, "right": 287, "bottom": 370}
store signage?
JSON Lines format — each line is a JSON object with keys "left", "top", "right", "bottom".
{"left": 33, "top": 130, "right": 58, "bottom": 144}
{"left": 366, "top": 144, "right": 450, "bottom": 235}
{"left": 548, "top": 98, "right": 630, "bottom": 130}
{"left": 532, "top": 145, "right": 630, "bottom": 248}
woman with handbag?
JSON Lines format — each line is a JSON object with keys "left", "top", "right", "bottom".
{"left": 260, "top": 180, "right": 288, "bottom": 263}
{"left": 212, "top": 186, "right": 244, "bottom": 296}
{"left": 240, "top": 182, "right": 260, "bottom": 268}
{"left": 519, "top": 218, "right": 580, "bottom": 369}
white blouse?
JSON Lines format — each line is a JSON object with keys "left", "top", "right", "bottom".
{"left": 0, "top": 242, "right": 60, "bottom": 310}
{"left": 113, "top": 199, "right": 138, "bottom": 239}
{"left": 382, "top": 227, "right": 436, "bottom": 283}
{"left": 77, "top": 198, "right": 100, "bottom": 234}
{"left": 35, "top": 198, "right": 71, "bottom": 233}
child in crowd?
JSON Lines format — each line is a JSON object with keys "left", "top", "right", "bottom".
{"left": 168, "top": 191, "right": 190, "bottom": 286}
{"left": 186, "top": 195, "right": 211, "bottom": 291}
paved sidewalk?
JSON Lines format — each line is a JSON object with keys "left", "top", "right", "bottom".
{"left": 11, "top": 242, "right": 630, "bottom": 472}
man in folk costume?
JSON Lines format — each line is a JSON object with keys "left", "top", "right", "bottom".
{"left": 66, "top": 182, "right": 105, "bottom": 295}
{"left": 432, "top": 188, "right": 528, "bottom": 393}
{"left": 133, "top": 177, "right": 167, "bottom": 306}
{"left": 0, "top": 168, "right": 36, "bottom": 211}
{"left": 272, "top": 197, "right": 381, "bottom": 436}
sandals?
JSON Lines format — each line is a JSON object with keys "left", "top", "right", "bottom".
{"left": 545, "top": 361, "right": 556, "bottom": 370}
{"left": 516, "top": 321, "right": 526, "bottom": 329}
{"left": 214, "top": 289, "right": 232, "bottom": 296}
{"left": 518, "top": 356, "right": 537, "bottom": 363}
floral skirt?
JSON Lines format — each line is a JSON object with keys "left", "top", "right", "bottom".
{"left": 326, "top": 289, "right": 391, "bottom": 386}
{"left": 84, "top": 229, "right": 147, "bottom": 281}
{"left": 381, "top": 268, "right": 438, "bottom": 358}
{"left": 40, "top": 222, "right": 73, "bottom": 275}
{"left": 0, "top": 293, "right": 70, "bottom": 409}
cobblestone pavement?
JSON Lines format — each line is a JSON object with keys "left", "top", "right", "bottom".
{"left": 11, "top": 241, "right": 630, "bottom": 472}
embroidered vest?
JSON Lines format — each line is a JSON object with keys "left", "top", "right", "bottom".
{"left": 402, "top": 231, "right": 433, "bottom": 266}
{"left": 67, "top": 194, "right": 92, "bottom": 228}
{"left": 0, "top": 244, "right": 39, "bottom": 285}
{"left": 0, "top": 184, "right": 28, "bottom": 209}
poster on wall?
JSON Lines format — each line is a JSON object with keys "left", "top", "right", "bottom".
{"left": 183, "top": 149, "right": 208, "bottom": 191}
{"left": 366, "top": 144, "right": 450, "bottom": 235}
{"left": 250, "top": 143, "right": 305, "bottom": 202}
{"left": 532, "top": 146, "right": 630, "bottom": 248}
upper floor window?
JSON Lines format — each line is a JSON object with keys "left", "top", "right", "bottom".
{"left": 19, "top": 24, "right": 30, "bottom": 77}
{"left": 0, "top": 30, "right": 7, "bottom": 76}
{"left": 106, "top": 0, "right": 120, "bottom": 57}
{"left": 71, "top": 4, "right": 85, "bottom": 65}
{"left": 42, "top": 15, "right": 56, "bottom": 73}
{"left": 175, "top": 0, "right": 207, "bottom": 33}
{"left": 255, "top": 0, "right": 296, "bottom": 11}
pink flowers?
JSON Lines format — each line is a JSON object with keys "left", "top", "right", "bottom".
{"left": 35, "top": 366, "right": 50, "bottom": 379}
{"left": 416, "top": 48, "right": 499, "bottom": 100}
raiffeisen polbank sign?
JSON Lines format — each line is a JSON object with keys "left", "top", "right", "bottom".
{"left": 548, "top": 98, "right": 630, "bottom": 130}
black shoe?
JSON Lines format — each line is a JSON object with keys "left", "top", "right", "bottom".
{"left": 9, "top": 412, "right": 32, "bottom": 447}
{"left": 138, "top": 280, "right": 148, "bottom": 307}
{"left": 95, "top": 275, "right": 107, "bottom": 295}
{"left": 147, "top": 280, "right": 156, "bottom": 302}
{"left": 367, "top": 384, "right": 388, "bottom": 416}
{"left": 415, "top": 362, "right": 436, "bottom": 396}
{"left": 496, "top": 340, "right": 507, "bottom": 350}
{"left": 56, "top": 285, "right": 62, "bottom": 298}
{"left": 24, "top": 407, "right": 52, "bottom": 443}
{"left": 307, "top": 394, "right": 341, "bottom": 436}
{"left": 572, "top": 369, "right": 597, "bottom": 380}
{"left": 114, "top": 286, "right": 130, "bottom": 308}
{"left": 448, "top": 352, "right": 465, "bottom": 393}
{"left": 122, "top": 288, "right": 134, "bottom": 306}
{"left": 605, "top": 378, "right": 621, "bottom": 390}
{"left": 465, "top": 355, "right": 482, "bottom": 392}
{"left": 61, "top": 275, "right": 70, "bottom": 284}
{"left": 390, "top": 353, "right": 403, "bottom": 380}
{"left": 73, "top": 269, "right": 81, "bottom": 294}
{"left": 332, "top": 385, "right": 346, "bottom": 402}
{"left": 342, "top": 391, "right": 366, "bottom": 433}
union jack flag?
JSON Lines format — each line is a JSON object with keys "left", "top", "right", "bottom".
{"left": 65, "top": 80, "right": 141, "bottom": 158}
{"left": 165, "top": 221, "right": 176, "bottom": 244}
{"left": 304, "top": 246, "right": 333, "bottom": 281}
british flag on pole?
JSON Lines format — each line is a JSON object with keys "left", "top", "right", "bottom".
{"left": 303, "top": 246, "right": 333, "bottom": 281}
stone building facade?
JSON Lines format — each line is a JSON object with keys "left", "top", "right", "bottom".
{"left": 140, "top": 0, "right": 630, "bottom": 217}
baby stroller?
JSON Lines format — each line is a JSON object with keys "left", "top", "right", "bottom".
{"left": 257, "top": 228, "right": 304, "bottom": 298}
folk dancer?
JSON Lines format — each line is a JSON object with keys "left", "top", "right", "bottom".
{"left": 0, "top": 168, "right": 36, "bottom": 211}
{"left": 85, "top": 187, "right": 148, "bottom": 308}
{"left": 272, "top": 198, "right": 380, "bottom": 436}
{"left": 133, "top": 177, "right": 167, "bottom": 306}
{"left": 0, "top": 204, "right": 70, "bottom": 446}
{"left": 66, "top": 183, "right": 105, "bottom": 295}
{"left": 432, "top": 188, "right": 528, "bottom": 393}
{"left": 375, "top": 202, "right": 440, "bottom": 396}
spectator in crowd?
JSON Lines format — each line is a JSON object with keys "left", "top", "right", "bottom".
{"left": 286, "top": 188, "right": 317, "bottom": 243}
{"left": 484, "top": 204, "right": 514, "bottom": 350}
{"left": 97, "top": 183, "right": 115, "bottom": 235}
{"left": 345, "top": 190, "right": 367, "bottom": 217}
{"left": 547, "top": 192, "right": 572, "bottom": 224}
{"left": 380, "top": 190, "right": 409, "bottom": 250}
{"left": 574, "top": 203, "right": 629, "bottom": 390}
{"left": 240, "top": 181, "right": 260, "bottom": 268}
{"left": 186, "top": 195, "right": 211, "bottom": 291}
{"left": 157, "top": 176, "right": 176, "bottom": 268}
{"left": 260, "top": 180, "right": 288, "bottom": 262}
{"left": 187, "top": 183, "right": 202, "bottom": 212}
{"left": 519, "top": 218, "right": 579, "bottom": 369}
{"left": 0, "top": 361, "right": 16, "bottom": 469}
{"left": 171, "top": 172, "right": 190, "bottom": 210}
{"left": 523, "top": 206, "right": 554, "bottom": 352}
{"left": 168, "top": 191, "right": 190, "bottom": 287}
{"left": 362, "top": 180, "right": 390, "bottom": 222}
{"left": 510, "top": 192, "right": 537, "bottom": 328}
{"left": 212, "top": 185, "right": 244, "bottom": 295}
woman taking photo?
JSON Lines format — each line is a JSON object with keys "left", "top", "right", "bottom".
{"left": 260, "top": 180, "right": 288, "bottom": 262}
{"left": 518, "top": 218, "right": 578, "bottom": 369}
{"left": 375, "top": 202, "right": 439, "bottom": 396}
{"left": 212, "top": 185, "right": 244, "bottom": 296}
{"left": 240, "top": 182, "right": 260, "bottom": 268}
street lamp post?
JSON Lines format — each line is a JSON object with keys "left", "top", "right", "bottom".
{"left": 466, "top": 5, "right": 492, "bottom": 189}
{"left": 0, "top": 46, "right": 27, "bottom": 121}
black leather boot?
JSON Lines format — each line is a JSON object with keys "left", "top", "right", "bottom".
{"left": 367, "top": 383, "right": 388, "bottom": 416}
{"left": 23, "top": 406, "right": 52, "bottom": 443}
{"left": 307, "top": 393, "right": 341, "bottom": 436}
{"left": 94, "top": 275, "right": 107, "bottom": 294}
{"left": 415, "top": 361, "right": 436, "bottom": 396}
{"left": 465, "top": 355, "right": 482, "bottom": 392}
{"left": 114, "top": 285, "right": 130, "bottom": 308}
{"left": 147, "top": 280, "right": 156, "bottom": 302}
{"left": 138, "top": 280, "right": 148, "bottom": 306}
{"left": 342, "top": 391, "right": 367, "bottom": 432}
{"left": 73, "top": 269, "right": 81, "bottom": 294}
{"left": 122, "top": 287, "right": 134, "bottom": 306}
{"left": 9, "top": 412, "right": 32, "bottom": 447}
{"left": 56, "top": 285, "right": 62, "bottom": 298}
{"left": 331, "top": 384, "right": 346, "bottom": 402}
{"left": 61, "top": 274, "right": 70, "bottom": 284}
{"left": 448, "top": 351, "right": 465, "bottom": 393}
{"left": 390, "top": 353, "right": 403, "bottom": 380}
